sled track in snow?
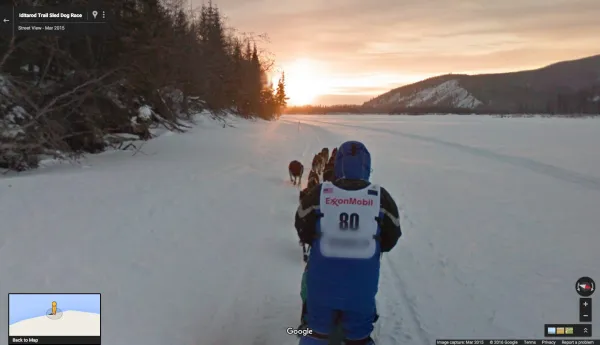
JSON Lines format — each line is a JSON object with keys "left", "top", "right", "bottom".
{"left": 381, "top": 254, "right": 432, "bottom": 345}
{"left": 300, "top": 118, "right": 600, "bottom": 192}
{"left": 294, "top": 120, "right": 330, "bottom": 160}
{"left": 375, "top": 201, "right": 432, "bottom": 345}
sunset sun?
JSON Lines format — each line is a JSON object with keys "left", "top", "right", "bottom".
{"left": 279, "top": 58, "right": 327, "bottom": 106}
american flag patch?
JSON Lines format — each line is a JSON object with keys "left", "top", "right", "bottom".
{"left": 323, "top": 187, "right": 333, "bottom": 193}
{"left": 368, "top": 189, "right": 378, "bottom": 196}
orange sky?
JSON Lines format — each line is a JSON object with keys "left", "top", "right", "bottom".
{"left": 198, "top": 0, "right": 600, "bottom": 105}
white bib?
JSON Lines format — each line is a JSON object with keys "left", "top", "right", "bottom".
{"left": 318, "top": 182, "right": 381, "bottom": 259}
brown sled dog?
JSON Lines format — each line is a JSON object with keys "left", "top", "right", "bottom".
{"left": 299, "top": 169, "right": 320, "bottom": 201}
{"left": 311, "top": 154, "right": 322, "bottom": 175}
{"left": 320, "top": 147, "right": 329, "bottom": 163}
{"left": 322, "top": 161, "right": 335, "bottom": 182}
{"left": 288, "top": 160, "right": 304, "bottom": 186}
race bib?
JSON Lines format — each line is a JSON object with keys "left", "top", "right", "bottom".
{"left": 318, "top": 182, "right": 380, "bottom": 259}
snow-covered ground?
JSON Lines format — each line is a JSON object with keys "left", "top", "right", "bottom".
{"left": 1, "top": 114, "right": 599, "bottom": 344}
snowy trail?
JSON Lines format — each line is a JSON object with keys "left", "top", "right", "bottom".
{"left": 1, "top": 114, "right": 599, "bottom": 345}
{"left": 198, "top": 119, "right": 348, "bottom": 345}
{"left": 0, "top": 116, "right": 347, "bottom": 345}
{"left": 297, "top": 117, "right": 600, "bottom": 190}
{"left": 292, "top": 115, "right": 600, "bottom": 340}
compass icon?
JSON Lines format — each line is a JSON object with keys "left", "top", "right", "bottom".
{"left": 576, "top": 277, "right": 595, "bottom": 297}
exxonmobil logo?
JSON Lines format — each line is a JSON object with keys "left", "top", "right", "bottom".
{"left": 325, "top": 197, "right": 373, "bottom": 206}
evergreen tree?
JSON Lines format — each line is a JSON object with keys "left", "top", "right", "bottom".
{"left": 259, "top": 81, "right": 277, "bottom": 119}
{"left": 0, "top": 0, "right": 285, "bottom": 171}
{"left": 242, "top": 43, "right": 263, "bottom": 116}
{"left": 197, "top": 2, "right": 230, "bottom": 110}
{"left": 229, "top": 39, "right": 245, "bottom": 115}
{"left": 275, "top": 71, "right": 288, "bottom": 115}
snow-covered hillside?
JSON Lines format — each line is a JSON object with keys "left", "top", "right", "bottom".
{"left": 366, "top": 79, "right": 482, "bottom": 109}
{"left": 364, "top": 55, "right": 600, "bottom": 113}
{"left": 1, "top": 114, "right": 599, "bottom": 344}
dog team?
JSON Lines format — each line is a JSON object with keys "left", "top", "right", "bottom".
{"left": 288, "top": 146, "right": 338, "bottom": 202}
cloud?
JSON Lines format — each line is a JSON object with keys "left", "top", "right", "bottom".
{"left": 206, "top": 0, "right": 600, "bottom": 100}
{"left": 313, "top": 94, "right": 373, "bottom": 105}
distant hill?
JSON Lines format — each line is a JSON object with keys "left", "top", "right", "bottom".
{"left": 363, "top": 55, "right": 600, "bottom": 114}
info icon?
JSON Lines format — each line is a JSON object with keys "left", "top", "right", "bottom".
{"left": 576, "top": 277, "right": 595, "bottom": 297}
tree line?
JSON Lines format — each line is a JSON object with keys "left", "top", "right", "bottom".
{"left": 285, "top": 104, "right": 372, "bottom": 115}
{"left": 0, "top": 0, "right": 288, "bottom": 171}
{"left": 284, "top": 90, "right": 600, "bottom": 116}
